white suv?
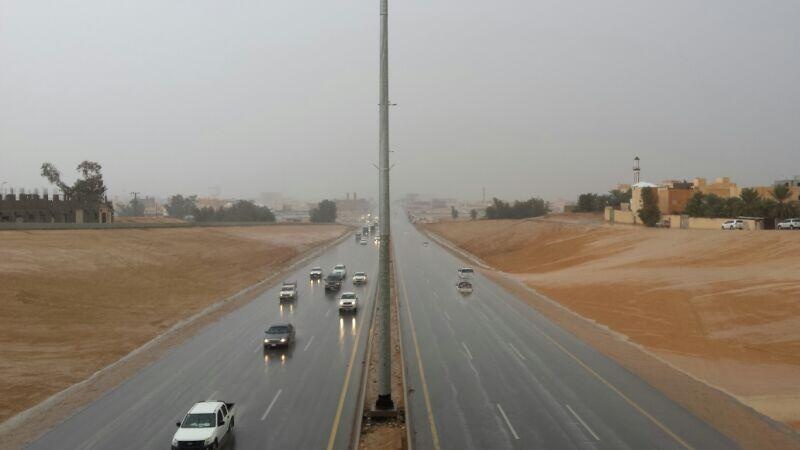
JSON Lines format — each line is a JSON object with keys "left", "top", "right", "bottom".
{"left": 721, "top": 219, "right": 745, "bottom": 230}
{"left": 172, "top": 401, "right": 235, "bottom": 450}
{"left": 777, "top": 218, "right": 800, "bottom": 230}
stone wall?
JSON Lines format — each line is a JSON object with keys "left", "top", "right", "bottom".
{"left": 0, "top": 193, "right": 113, "bottom": 224}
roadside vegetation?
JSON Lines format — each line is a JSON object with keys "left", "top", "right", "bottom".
{"left": 573, "top": 189, "right": 632, "bottom": 212}
{"left": 164, "top": 195, "right": 275, "bottom": 222}
{"left": 309, "top": 199, "right": 337, "bottom": 223}
{"left": 637, "top": 187, "right": 661, "bottom": 226}
{"left": 484, "top": 197, "right": 550, "bottom": 219}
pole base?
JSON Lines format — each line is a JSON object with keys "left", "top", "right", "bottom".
{"left": 375, "top": 394, "right": 395, "bottom": 411}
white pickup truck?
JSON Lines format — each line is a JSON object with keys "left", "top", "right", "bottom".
{"left": 279, "top": 281, "right": 297, "bottom": 301}
{"left": 172, "top": 401, "right": 235, "bottom": 450}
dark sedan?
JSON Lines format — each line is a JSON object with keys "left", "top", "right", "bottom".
{"left": 263, "top": 323, "right": 295, "bottom": 348}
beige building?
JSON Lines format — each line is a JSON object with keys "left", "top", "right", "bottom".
{"left": 693, "top": 177, "right": 740, "bottom": 199}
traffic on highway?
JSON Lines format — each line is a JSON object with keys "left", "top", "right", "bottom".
{"left": 29, "top": 224, "right": 379, "bottom": 450}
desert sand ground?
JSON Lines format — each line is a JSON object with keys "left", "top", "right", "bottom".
{"left": 0, "top": 224, "right": 346, "bottom": 424}
{"left": 425, "top": 217, "right": 800, "bottom": 429}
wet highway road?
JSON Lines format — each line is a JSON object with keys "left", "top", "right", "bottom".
{"left": 28, "top": 233, "right": 377, "bottom": 450}
{"left": 393, "top": 214, "right": 738, "bottom": 450}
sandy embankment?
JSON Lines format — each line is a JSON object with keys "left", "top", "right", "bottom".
{"left": 425, "top": 218, "right": 800, "bottom": 430}
{"left": 0, "top": 225, "right": 346, "bottom": 424}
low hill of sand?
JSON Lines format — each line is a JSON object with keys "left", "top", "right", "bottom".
{"left": 425, "top": 218, "right": 800, "bottom": 429}
{"left": 0, "top": 225, "right": 346, "bottom": 424}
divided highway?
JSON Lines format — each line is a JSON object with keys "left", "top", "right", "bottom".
{"left": 393, "top": 214, "right": 738, "bottom": 450}
{"left": 27, "top": 233, "right": 377, "bottom": 450}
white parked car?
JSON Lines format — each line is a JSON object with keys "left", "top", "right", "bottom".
{"left": 352, "top": 272, "right": 368, "bottom": 285}
{"left": 721, "top": 219, "right": 745, "bottom": 230}
{"left": 338, "top": 292, "right": 358, "bottom": 313}
{"left": 777, "top": 218, "right": 800, "bottom": 230}
{"left": 172, "top": 401, "right": 235, "bottom": 450}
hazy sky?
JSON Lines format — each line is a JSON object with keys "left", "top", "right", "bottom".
{"left": 1, "top": 1, "right": 798, "bottom": 202}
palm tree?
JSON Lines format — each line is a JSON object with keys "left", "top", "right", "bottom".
{"left": 770, "top": 184, "right": 792, "bottom": 219}
{"left": 739, "top": 188, "right": 761, "bottom": 216}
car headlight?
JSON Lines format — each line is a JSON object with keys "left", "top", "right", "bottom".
{"left": 172, "top": 438, "right": 178, "bottom": 446}
{"left": 280, "top": 338, "right": 286, "bottom": 343}
{"left": 264, "top": 338, "right": 269, "bottom": 343}
{"left": 205, "top": 437, "right": 214, "bottom": 445}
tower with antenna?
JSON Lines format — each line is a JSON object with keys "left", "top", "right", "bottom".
{"left": 633, "top": 156, "right": 641, "bottom": 184}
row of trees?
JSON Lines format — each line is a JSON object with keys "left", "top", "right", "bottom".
{"left": 163, "top": 195, "right": 276, "bottom": 222}
{"left": 685, "top": 186, "right": 798, "bottom": 220}
{"left": 574, "top": 189, "right": 632, "bottom": 212}
{"left": 636, "top": 185, "right": 799, "bottom": 228}
{"left": 485, "top": 197, "right": 551, "bottom": 219}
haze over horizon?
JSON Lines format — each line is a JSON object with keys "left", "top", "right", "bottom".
{"left": 1, "top": 0, "right": 798, "bottom": 203}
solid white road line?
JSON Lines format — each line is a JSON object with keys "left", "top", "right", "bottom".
{"left": 497, "top": 403, "right": 520, "bottom": 440}
{"left": 461, "top": 342, "right": 474, "bottom": 360}
{"left": 303, "top": 335, "right": 315, "bottom": 352}
{"left": 443, "top": 310, "right": 452, "bottom": 322}
{"left": 507, "top": 342, "right": 526, "bottom": 361}
{"left": 566, "top": 404, "right": 600, "bottom": 441}
{"left": 260, "top": 389, "right": 283, "bottom": 421}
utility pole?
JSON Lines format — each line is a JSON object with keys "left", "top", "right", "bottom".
{"left": 375, "top": 0, "right": 394, "bottom": 411}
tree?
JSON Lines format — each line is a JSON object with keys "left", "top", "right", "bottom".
{"left": 165, "top": 195, "right": 198, "bottom": 218}
{"left": 451, "top": 206, "right": 459, "bottom": 219}
{"left": 116, "top": 198, "right": 145, "bottom": 216}
{"left": 739, "top": 188, "right": 762, "bottom": 217}
{"left": 637, "top": 187, "right": 661, "bottom": 226}
{"left": 310, "top": 199, "right": 337, "bottom": 223}
{"left": 608, "top": 189, "right": 632, "bottom": 208}
{"left": 41, "top": 160, "right": 107, "bottom": 202}
{"left": 575, "top": 193, "right": 599, "bottom": 212}
{"left": 685, "top": 192, "right": 706, "bottom": 217}
{"left": 770, "top": 184, "right": 793, "bottom": 220}
{"left": 470, "top": 209, "right": 478, "bottom": 220}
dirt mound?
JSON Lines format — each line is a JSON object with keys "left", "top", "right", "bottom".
{"left": 426, "top": 219, "right": 800, "bottom": 428}
{"left": 0, "top": 225, "right": 346, "bottom": 424}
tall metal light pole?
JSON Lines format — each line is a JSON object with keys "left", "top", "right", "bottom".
{"left": 375, "top": 0, "right": 394, "bottom": 410}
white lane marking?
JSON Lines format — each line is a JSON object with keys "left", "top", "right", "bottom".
{"left": 208, "top": 391, "right": 219, "bottom": 401}
{"left": 325, "top": 306, "right": 332, "bottom": 317}
{"left": 432, "top": 291, "right": 439, "bottom": 299}
{"left": 507, "top": 342, "right": 526, "bottom": 361}
{"left": 443, "top": 310, "right": 452, "bottom": 322}
{"left": 255, "top": 342, "right": 264, "bottom": 353}
{"left": 260, "top": 389, "right": 283, "bottom": 421}
{"left": 477, "top": 310, "right": 490, "bottom": 322}
{"left": 497, "top": 403, "right": 520, "bottom": 440}
{"left": 461, "top": 342, "right": 473, "bottom": 360}
{"left": 303, "top": 335, "right": 315, "bottom": 352}
{"left": 566, "top": 404, "right": 600, "bottom": 441}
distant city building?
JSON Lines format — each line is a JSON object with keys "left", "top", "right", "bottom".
{"left": 196, "top": 197, "right": 235, "bottom": 210}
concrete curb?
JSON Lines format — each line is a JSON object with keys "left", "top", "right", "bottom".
{"left": 0, "top": 228, "right": 353, "bottom": 443}
{"left": 350, "top": 279, "right": 383, "bottom": 449}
